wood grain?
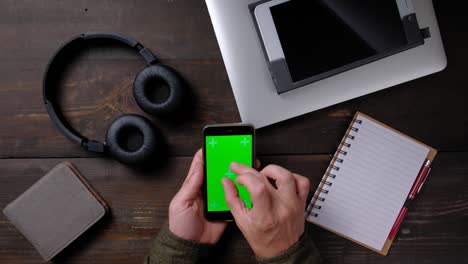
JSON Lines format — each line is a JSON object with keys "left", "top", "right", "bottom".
{"left": 1, "top": 57, "right": 468, "bottom": 158}
{"left": 0, "top": 0, "right": 467, "bottom": 263}
{"left": 0, "top": 153, "right": 467, "bottom": 264}
{"left": 0, "top": 1, "right": 467, "bottom": 158}
{"left": 0, "top": 0, "right": 221, "bottom": 61}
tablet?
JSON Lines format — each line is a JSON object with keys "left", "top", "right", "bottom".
{"left": 252, "top": 0, "right": 430, "bottom": 93}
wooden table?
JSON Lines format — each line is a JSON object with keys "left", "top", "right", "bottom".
{"left": 0, "top": 1, "right": 467, "bottom": 263}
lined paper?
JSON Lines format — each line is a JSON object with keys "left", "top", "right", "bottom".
{"left": 307, "top": 113, "right": 429, "bottom": 251}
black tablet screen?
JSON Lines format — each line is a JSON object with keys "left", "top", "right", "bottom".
{"left": 270, "top": 0, "right": 408, "bottom": 82}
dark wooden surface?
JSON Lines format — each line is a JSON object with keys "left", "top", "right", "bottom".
{"left": 0, "top": 1, "right": 467, "bottom": 263}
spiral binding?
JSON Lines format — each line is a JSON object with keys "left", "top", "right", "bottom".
{"left": 340, "top": 142, "right": 351, "bottom": 148}
{"left": 307, "top": 118, "right": 363, "bottom": 218}
{"left": 313, "top": 195, "right": 325, "bottom": 202}
{"left": 321, "top": 180, "right": 333, "bottom": 186}
{"left": 318, "top": 188, "right": 329, "bottom": 194}
{"left": 332, "top": 157, "right": 344, "bottom": 163}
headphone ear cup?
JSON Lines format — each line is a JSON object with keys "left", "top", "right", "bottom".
{"left": 105, "top": 114, "right": 158, "bottom": 164}
{"left": 133, "top": 64, "right": 185, "bottom": 116}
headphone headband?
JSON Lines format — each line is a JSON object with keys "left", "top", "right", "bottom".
{"left": 43, "top": 32, "right": 158, "bottom": 153}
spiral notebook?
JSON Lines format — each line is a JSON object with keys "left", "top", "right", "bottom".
{"left": 306, "top": 112, "right": 437, "bottom": 255}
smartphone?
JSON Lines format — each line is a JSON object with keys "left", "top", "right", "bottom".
{"left": 203, "top": 124, "right": 255, "bottom": 221}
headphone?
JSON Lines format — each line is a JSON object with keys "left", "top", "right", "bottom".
{"left": 43, "top": 32, "right": 185, "bottom": 164}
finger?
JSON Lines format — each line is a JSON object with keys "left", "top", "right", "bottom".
{"left": 255, "top": 159, "right": 261, "bottom": 170}
{"left": 183, "top": 149, "right": 203, "bottom": 185}
{"left": 230, "top": 162, "right": 260, "bottom": 176}
{"left": 293, "top": 173, "right": 310, "bottom": 203}
{"left": 230, "top": 162, "right": 268, "bottom": 184}
{"left": 260, "top": 165, "right": 297, "bottom": 196}
{"left": 222, "top": 178, "right": 247, "bottom": 221}
{"left": 177, "top": 162, "right": 204, "bottom": 202}
{"left": 235, "top": 173, "right": 271, "bottom": 213}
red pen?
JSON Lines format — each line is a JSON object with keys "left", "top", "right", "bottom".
{"left": 388, "top": 159, "right": 432, "bottom": 240}
{"left": 410, "top": 160, "right": 431, "bottom": 198}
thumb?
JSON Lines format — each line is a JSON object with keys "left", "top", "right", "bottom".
{"left": 176, "top": 162, "right": 203, "bottom": 202}
{"left": 222, "top": 178, "right": 247, "bottom": 221}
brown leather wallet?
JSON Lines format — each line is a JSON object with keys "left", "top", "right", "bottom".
{"left": 3, "top": 162, "right": 109, "bottom": 261}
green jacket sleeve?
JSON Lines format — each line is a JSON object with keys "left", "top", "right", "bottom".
{"left": 144, "top": 224, "right": 320, "bottom": 264}
{"left": 143, "top": 225, "right": 215, "bottom": 264}
{"left": 256, "top": 230, "right": 321, "bottom": 264}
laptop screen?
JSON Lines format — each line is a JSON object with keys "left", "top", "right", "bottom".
{"left": 271, "top": 0, "right": 408, "bottom": 82}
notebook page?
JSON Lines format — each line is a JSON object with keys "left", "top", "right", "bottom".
{"left": 307, "top": 114, "right": 429, "bottom": 251}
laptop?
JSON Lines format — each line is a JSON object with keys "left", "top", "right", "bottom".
{"left": 205, "top": 0, "right": 446, "bottom": 128}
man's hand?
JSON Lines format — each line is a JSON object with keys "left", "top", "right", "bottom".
{"left": 222, "top": 163, "right": 310, "bottom": 259}
{"left": 168, "top": 149, "right": 227, "bottom": 244}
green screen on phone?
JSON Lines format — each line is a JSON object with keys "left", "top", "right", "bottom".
{"left": 205, "top": 135, "right": 253, "bottom": 212}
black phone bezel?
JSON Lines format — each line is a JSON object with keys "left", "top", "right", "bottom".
{"left": 249, "top": 0, "right": 428, "bottom": 94}
{"left": 202, "top": 124, "right": 255, "bottom": 222}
